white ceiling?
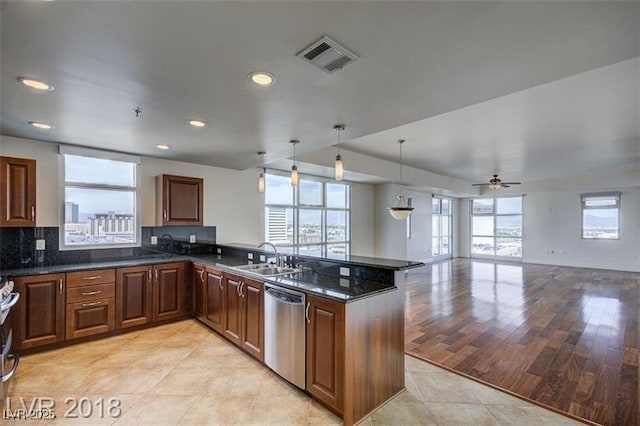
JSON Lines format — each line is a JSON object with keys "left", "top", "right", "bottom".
{"left": 1, "top": 1, "right": 638, "bottom": 184}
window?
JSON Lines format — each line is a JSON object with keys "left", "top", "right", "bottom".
{"left": 581, "top": 192, "right": 620, "bottom": 239}
{"left": 432, "top": 197, "right": 452, "bottom": 259}
{"left": 60, "top": 146, "right": 141, "bottom": 249}
{"left": 264, "top": 172, "right": 350, "bottom": 259}
{"left": 471, "top": 196, "right": 522, "bottom": 258}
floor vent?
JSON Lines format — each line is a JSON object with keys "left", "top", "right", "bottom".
{"left": 296, "top": 36, "right": 359, "bottom": 74}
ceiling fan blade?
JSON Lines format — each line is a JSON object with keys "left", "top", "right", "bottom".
{"left": 501, "top": 182, "right": 521, "bottom": 185}
{"left": 501, "top": 184, "right": 511, "bottom": 188}
{"left": 471, "top": 183, "right": 488, "bottom": 186}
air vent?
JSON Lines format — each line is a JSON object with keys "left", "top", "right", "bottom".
{"left": 296, "top": 36, "right": 359, "bottom": 74}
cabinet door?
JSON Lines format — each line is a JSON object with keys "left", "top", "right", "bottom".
{"left": 204, "top": 267, "right": 225, "bottom": 334}
{"left": 223, "top": 273, "right": 242, "bottom": 346}
{"left": 152, "top": 262, "right": 186, "bottom": 322}
{"left": 66, "top": 298, "right": 115, "bottom": 340}
{"left": 193, "top": 264, "right": 205, "bottom": 320}
{"left": 158, "top": 174, "right": 203, "bottom": 226}
{"left": 0, "top": 156, "right": 36, "bottom": 227}
{"left": 240, "top": 277, "right": 264, "bottom": 362}
{"left": 116, "top": 266, "right": 153, "bottom": 328}
{"left": 13, "top": 274, "right": 65, "bottom": 349}
{"left": 306, "top": 294, "right": 345, "bottom": 414}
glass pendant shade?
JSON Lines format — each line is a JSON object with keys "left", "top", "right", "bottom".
{"left": 258, "top": 169, "right": 265, "bottom": 193}
{"left": 334, "top": 154, "right": 344, "bottom": 181}
{"left": 388, "top": 195, "right": 413, "bottom": 220}
{"left": 291, "top": 165, "right": 299, "bottom": 187}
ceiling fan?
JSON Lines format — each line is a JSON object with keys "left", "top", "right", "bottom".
{"left": 472, "top": 174, "right": 521, "bottom": 189}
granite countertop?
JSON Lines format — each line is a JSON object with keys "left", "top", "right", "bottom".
{"left": 1, "top": 253, "right": 397, "bottom": 302}
{"left": 219, "top": 243, "right": 424, "bottom": 271}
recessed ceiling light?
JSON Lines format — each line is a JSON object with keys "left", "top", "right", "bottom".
{"left": 248, "top": 71, "right": 275, "bottom": 87}
{"left": 18, "top": 77, "right": 54, "bottom": 91}
{"left": 29, "top": 121, "right": 53, "bottom": 130}
{"left": 187, "top": 119, "right": 207, "bottom": 128}
{"left": 156, "top": 144, "right": 170, "bottom": 150}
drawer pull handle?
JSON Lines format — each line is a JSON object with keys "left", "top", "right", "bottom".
{"left": 82, "top": 276, "right": 102, "bottom": 280}
{"left": 82, "top": 301, "right": 101, "bottom": 307}
{"left": 305, "top": 302, "right": 311, "bottom": 324}
{"left": 81, "top": 290, "right": 102, "bottom": 296}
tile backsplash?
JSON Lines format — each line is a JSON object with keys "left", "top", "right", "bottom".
{"left": 0, "top": 226, "right": 216, "bottom": 270}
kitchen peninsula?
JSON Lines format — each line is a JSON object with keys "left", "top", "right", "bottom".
{"left": 2, "top": 243, "right": 422, "bottom": 425}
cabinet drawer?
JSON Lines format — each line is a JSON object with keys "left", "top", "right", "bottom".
{"left": 66, "top": 298, "right": 115, "bottom": 340}
{"left": 67, "top": 283, "right": 115, "bottom": 304}
{"left": 67, "top": 269, "right": 115, "bottom": 288}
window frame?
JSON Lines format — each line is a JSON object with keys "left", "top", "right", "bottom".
{"left": 432, "top": 196, "right": 453, "bottom": 260}
{"left": 58, "top": 146, "right": 141, "bottom": 251}
{"left": 580, "top": 192, "right": 620, "bottom": 240}
{"left": 470, "top": 196, "right": 523, "bottom": 260}
{"left": 263, "top": 171, "right": 351, "bottom": 259}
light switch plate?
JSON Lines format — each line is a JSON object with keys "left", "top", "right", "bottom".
{"left": 151, "top": 236, "right": 158, "bottom": 245}
{"left": 340, "top": 267, "right": 350, "bottom": 277}
{"left": 36, "top": 239, "right": 45, "bottom": 250}
{"left": 259, "top": 255, "right": 266, "bottom": 262}
{"left": 217, "top": 248, "right": 222, "bottom": 254}
{"left": 189, "top": 235, "right": 196, "bottom": 243}
{"left": 340, "top": 278, "right": 350, "bottom": 288}
{"left": 247, "top": 253, "right": 253, "bottom": 260}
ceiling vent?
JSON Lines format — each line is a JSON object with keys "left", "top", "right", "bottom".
{"left": 296, "top": 36, "right": 359, "bottom": 74}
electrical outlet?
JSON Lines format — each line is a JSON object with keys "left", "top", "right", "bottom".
{"left": 36, "top": 239, "right": 45, "bottom": 250}
{"left": 217, "top": 248, "right": 222, "bottom": 254}
{"left": 189, "top": 235, "right": 196, "bottom": 243}
{"left": 247, "top": 253, "right": 253, "bottom": 260}
{"left": 340, "top": 278, "right": 350, "bottom": 288}
{"left": 340, "top": 267, "right": 350, "bottom": 277}
{"left": 151, "top": 236, "right": 158, "bottom": 245}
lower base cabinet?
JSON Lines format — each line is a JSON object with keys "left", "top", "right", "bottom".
{"left": 116, "top": 266, "right": 153, "bottom": 329}
{"left": 66, "top": 298, "right": 115, "bottom": 340}
{"left": 153, "top": 262, "right": 187, "bottom": 322}
{"left": 306, "top": 294, "right": 345, "bottom": 414}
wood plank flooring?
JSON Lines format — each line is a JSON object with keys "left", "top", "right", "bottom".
{"left": 405, "top": 259, "right": 639, "bottom": 426}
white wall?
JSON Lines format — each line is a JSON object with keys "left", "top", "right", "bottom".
{"left": 374, "top": 184, "right": 407, "bottom": 260}
{"left": 0, "top": 136, "right": 376, "bottom": 252}
{"left": 523, "top": 189, "right": 640, "bottom": 272}
{"left": 406, "top": 190, "right": 432, "bottom": 262}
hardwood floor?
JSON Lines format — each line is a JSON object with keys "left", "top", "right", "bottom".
{"left": 405, "top": 259, "right": 639, "bottom": 426}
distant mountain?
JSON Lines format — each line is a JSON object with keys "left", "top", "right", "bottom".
{"left": 584, "top": 213, "right": 617, "bottom": 227}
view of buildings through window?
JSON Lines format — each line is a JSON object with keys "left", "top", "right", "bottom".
{"left": 581, "top": 193, "right": 620, "bottom": 239}
{"left": 432, "top": 197, "right": 452, "bottom": 259}
{"left": 62, "top": 152, "right": 139, "bottom": 248}
{"left": 264, "top": 173, "right": 350, "bottom": 259}
{"left": 471, "top": 196, "right": 522, "bottom": 258}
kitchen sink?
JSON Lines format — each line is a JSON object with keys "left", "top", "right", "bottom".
{"left": 230, "top": 264, "right": 300, "bottom": 277}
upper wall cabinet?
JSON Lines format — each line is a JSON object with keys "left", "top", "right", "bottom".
{"left": 156, "top": 174, "right": 203, "bottom": 226}
{"left": 0, "top": 156, "right": 36, "bottom": 227}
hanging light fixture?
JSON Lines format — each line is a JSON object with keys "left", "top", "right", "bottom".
{"left": 388, "top": 139, "right": 414, "bottom": 220}
{"left": 290, "top": 139, "right": 300, "bottom": 187}
{"left": 257, "top": 151, "right": 266, "bottom": 193}
{"left": 333, "top": 124, "right": 345, "bottom": 181}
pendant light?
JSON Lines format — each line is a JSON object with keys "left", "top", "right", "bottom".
{"left": 388, "top": 139, "right": 414, "bottom": 220}
{"left": 333, "top": 124, "right": 345, "bottom": 181}
{"left": 290, "top": 139, "right": 300, "bottom": 187}
{"left": 257, "top": 151, "right": 266, "bottom": 193}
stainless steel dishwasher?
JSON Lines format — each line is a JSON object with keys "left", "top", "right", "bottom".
{"left": 264, "top": 283, "right": 306, "bottom": 390}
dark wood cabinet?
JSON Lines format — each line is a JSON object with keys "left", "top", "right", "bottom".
{"left": 13, "top": 273, "right": 65, "bottom": 350}
{"left": 204, "top": 266, "right": 225, "bottom": 334}
{"left": 192, "top": 263, "right": 205, "bottom": 320}
{"left": 152, "top": 262, "right": 186, "bottom": 322}
{"left": 66, "top": 269, "right": 116, "bottom": 340}
{"left": 223, "top": 273, "right": 242, "bottom": 346}
{"left": 156, "top": 174, "right": 203, "bottom": 226}
{"left": 306, "top": 294, "right": 345, "bottom": 414}
{"left": 240, "top": 276, "right": 264, "bottom": 361}
{"left": 116, "top": 266, "right": 153, "bottom": 329}
{"left": 0, "top": 156, "right": 36, "bottom": 227}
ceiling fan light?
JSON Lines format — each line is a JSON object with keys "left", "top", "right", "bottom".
{"left": 489, "top": 182, "right": 501, "bottom": 189}
{"left": 334, "top": 153, "right": 343, "bottom": 181}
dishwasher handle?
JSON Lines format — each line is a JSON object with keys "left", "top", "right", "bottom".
{"left": 265, "top": 287, "right": 304, "bottom": 305}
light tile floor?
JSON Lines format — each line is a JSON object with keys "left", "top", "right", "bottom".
{"left": 6, "top": 320, "right": 582, "bottom": 425}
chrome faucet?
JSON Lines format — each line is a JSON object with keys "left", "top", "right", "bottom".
{"left": 257, "top": 242, "right": 284, "bottom": 267}
{"left": 160, "top": 233, "right": 174, "bottom": 255}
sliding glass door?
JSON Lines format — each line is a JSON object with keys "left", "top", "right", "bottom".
{"left": 432, "top": 197, "right": 452, "bottom": 260}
